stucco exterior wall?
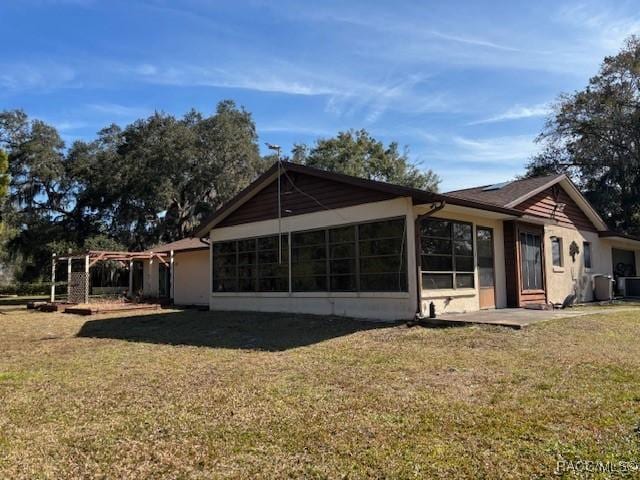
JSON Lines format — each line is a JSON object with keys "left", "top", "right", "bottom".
{"left": 210, "top": 197, "right": 417, "bottom": 321}
{"left": 173, "top": 249, "right": 209, "bottom": 305}
{"left": 542, "top": 226, "right": 608, "bottom": 304}
{"left": 417, "top": 206, "right": 508, "bottom": 315}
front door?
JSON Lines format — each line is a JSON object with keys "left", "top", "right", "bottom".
{"left": 477, "top": 227, "right": 496, "bottom": 309}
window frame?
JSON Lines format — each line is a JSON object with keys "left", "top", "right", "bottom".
{"left": 212, "top": 232, "right": 289, "bottom": 293}
{"left": 520, "top": 231, "right": 544, "bottom": 292}
{"left": 420, "top": 218, "right": 475, "bottom": 291}
{"left": 551, "top": 236, "right": 564, "bottom": 268}
{"left": 211, "top": 216, "right": 409, "bottom": 294}
{"left": 583, "top": 241, "right": 592, "bottom": 270}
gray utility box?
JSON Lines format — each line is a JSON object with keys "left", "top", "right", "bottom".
{"left": 593, "top": 275, "right": 614, "bottom": 301}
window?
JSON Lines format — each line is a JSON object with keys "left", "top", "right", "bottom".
{"left": 358, "top": 219, "right": 408, "bottom": 292}
{"left": 257, "top": 235, "right": 288, "bottom": 292}
{"left": 212, "top": 217, "right": 408, "bottom": 294}
{"left": 291, "top": 229, "right": 327, "bottom": 291}
{"left": 329, "top": 225, "right": 357, "bottom": 291}
{"left": 212, "top": 241, "right": 238, "bottom": 292}
{"left": 420, "top": 218, "right": 474, "bottom": 290}
{"left": 212, "top": 234, "right": 288, "bottom": 293}
{"left": 551, "top": 237, "right": 563, "bottom": 267}
{"left": 583, "top": 242, "right": 592, "bottom": 269}
{"left": 520, "top": 232, "right": 543, "bottom": 290}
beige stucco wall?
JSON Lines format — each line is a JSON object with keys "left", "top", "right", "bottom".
{"left": 542, "top": 226, "right": 608, "bottom": 304}
{"left": 542, "top": 226, "right": 640, "bottom": 303}
{"left": 173, "top": 249, "right": 209, "bottom": 305}
{"left": 209, "top": 197, "right": 417, "bottom": 321}
{"left": 416, "top": 205, "right": 508, "bottom": 315}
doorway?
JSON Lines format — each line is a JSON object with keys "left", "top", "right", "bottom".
{"left": 159, "top": 263, "right": 171, "bottom": 298}
{"left": 477, "top": 227, "right": 496, "bottom": 309}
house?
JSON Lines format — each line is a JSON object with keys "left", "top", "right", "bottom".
{"left": 153, "top": 161, "right": 638, "bottom": 320}
{"left": 136, "top": 237, "right": 209, "bottom": 306}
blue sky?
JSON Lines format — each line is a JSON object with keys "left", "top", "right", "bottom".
{"left": 1, "top": 0, "right": 638, "bottom": 191}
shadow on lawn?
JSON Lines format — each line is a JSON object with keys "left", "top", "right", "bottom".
{"left": 76, "top": 310, "right": 401, "bottom": 351}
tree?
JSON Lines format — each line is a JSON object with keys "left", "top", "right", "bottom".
{"left": 0, "top": 149, "right": 11, "bottom": 283}
{"left": 0, "top": 101, "right": 264, "bottom": 280}
{"left": 526, "top": 36, "right": 640, "bottom": 235}
{"left": 292, "top": 129, "right": 440, "bottom": 191}
{"left": 0, "top": 149, "right": 8, "bottom": 199}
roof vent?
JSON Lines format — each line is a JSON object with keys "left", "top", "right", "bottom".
{"left": 482, "top": 181, "right": 512, "bottom": 191}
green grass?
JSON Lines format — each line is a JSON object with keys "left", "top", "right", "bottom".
{"left": 1, "top": 305, "right": 640, "bottom": 478}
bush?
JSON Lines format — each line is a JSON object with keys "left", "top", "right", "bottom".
{"left": 0, "top": 282, "right": 67, "bottom": 296}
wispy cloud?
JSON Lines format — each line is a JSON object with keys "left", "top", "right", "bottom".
{"left": 0, "top": 63, "right": 78, "bottom": 92}
{"left": 259, "top": 124, "right": 335, "bottom": 136}
{"left": 414, "top": 134, "right": 541, "bottom": 190}
{"left": 54, "top": 120, "right": 89, "bottom": 131}
{"left": 126, "top": 62, "right": 341, "bottom": 96}
{"left": 87, "top": 103, "right": 151, "bottom": 118}
{"left": 468, "top": 103, "right": 552, "bottom": 125}
{"left": 449, "top": 134, "right": 540, "bottom": 165}
{"left": 428, "top": 30, "right": 522, "bottom": 52}
{"left": 555, "top": 2, "right": 640, "bottom": 51}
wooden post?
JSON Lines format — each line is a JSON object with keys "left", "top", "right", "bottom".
{"left": 170, "top": 250, "right": 175, "bottom": 301}
{"left": 67, "top": 257, "right": 72, "bottom": 301}
{"left": 50, "top": 254, "right": 56, "bottom": 303}
{"left": 149, "top": 252, "right": 153, "bottom": 297}
{"left": 128, "top": 260, "right": 134, "bottom": 298}
{"left": 84, "top": 254, "right": 89, "bottom": 304}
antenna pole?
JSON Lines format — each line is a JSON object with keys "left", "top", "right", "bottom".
{"left": 277, "top": 148, "right": 282, "bottom": 264}
{"left": 266, "top": 142, "right": 284, "bottom": 264}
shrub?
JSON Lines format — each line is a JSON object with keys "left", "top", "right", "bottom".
{"left": 0, "top": 282, "right": 67, "bottom": 296}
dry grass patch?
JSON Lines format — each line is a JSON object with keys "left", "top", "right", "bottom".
{"left": 1, "top": 303, "right": 640, "bottom": 478}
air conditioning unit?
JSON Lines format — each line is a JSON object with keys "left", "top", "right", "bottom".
{"left": 593, "top": 275, "right": 614, "bottom": 301}
{"left": 620, "top": 277, "right": 640, "bottom": 298}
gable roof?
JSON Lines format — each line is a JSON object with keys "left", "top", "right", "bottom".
{"left": 145, "top": 237, "right": 209, "bottom": 253}
{"left": 447, "top": 174, "right": 609, "bottom": 231}
{"left": 192, "top": 161, "right": 525, "bottom": 237}
{"left": 446, "top": 174, "right": 565, "bottom": 208}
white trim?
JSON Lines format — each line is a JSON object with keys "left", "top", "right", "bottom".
{"left": 506, "top": 175, "right": 609, "bottom": 232}
{"left": 421, "top": 288, "right": 476, "bottom": 299}
{"left": 557, "top": 178, "right": 609, "bottom": 231}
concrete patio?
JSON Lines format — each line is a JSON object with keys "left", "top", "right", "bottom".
{"left": 422, "top": 307, "right": 604, "bottom": 329}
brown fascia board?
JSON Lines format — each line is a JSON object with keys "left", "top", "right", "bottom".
{"left": 598, "top": 231, "right": 640, "bottom": 242}
{"left": 192, "top": 161, "right": 524, "bottom": 237}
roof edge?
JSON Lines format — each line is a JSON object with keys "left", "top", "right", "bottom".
{"left": 504, "top": 174, "right": 566, "bottom": 208}
{"left": 598, "top": 231, "right": 640, "bottom": 242}
{"left": 192, "top": 161, "right": 526, "bottom": 236}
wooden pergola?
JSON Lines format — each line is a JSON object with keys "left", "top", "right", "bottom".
{"left": 51, "top": 250, "right": 169, "bottom": 304}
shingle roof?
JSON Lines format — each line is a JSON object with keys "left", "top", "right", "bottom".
{"left": 193, "top": 161, "right": 525, "bottom": 236}
{"left": 446, "top": 174, "right": 564, "bottom": 208}
{"left": 145, "top": 237, "right": 209, "bottom": 253}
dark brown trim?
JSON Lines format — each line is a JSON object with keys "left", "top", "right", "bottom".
{"left": 515, "top": 223, "right": 547, "bottom": 306}
{"left": 193, "top": 161, "right": 524, "bottom": 237}
{"left": 599, "top": 231, "right": 640, "bottom": 242}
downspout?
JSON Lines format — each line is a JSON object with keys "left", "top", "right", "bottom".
{"left": 415, "top": 201, "right": 446, "bottom": 319}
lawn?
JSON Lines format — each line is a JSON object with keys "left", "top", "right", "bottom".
{"left": 1, "top": 300, "right": 640, "bottom": 478}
